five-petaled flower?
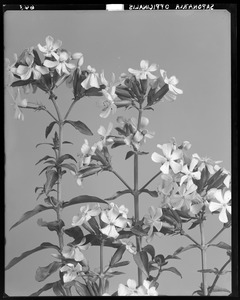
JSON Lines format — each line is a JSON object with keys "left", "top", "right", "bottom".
{"left": 151, "top": 143, "right": 183, "bottom": 174}
{"left": 180, "top": 157, "right": 201, "bottom": 188}
{"left": 72, "top": 204, "right": 101, "bottom": 227}
{"left": 143, "top": 206, "right": 163, "bottom": 242}
{"left": 128, "top": 60, "right": 158, "bottom": 80}
{"left": 192, "top": 153, "right": 222, "bottom": 174}
{"left": 62, "top": 237, "right": 90, "bottom": 262}
{"left": 209, "top": 189, "right": 231, "bottom": 223}
{"left": 60, "top": 263, "right": 82, "bottom": 283}
{"left": 118, "top": 279, "right": 158, "bottom": 296}
{"left": 100, "top": 203, "right": 128, "bottom": 238}
{"left": 38, "top": 35, "right": 62, "bottom": 57}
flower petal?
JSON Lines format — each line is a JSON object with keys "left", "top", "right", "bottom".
{"left": 209, "top": 201, "right": 222, "bottom": 212}
{"left": 151, "top": 152, "right": 166, "bottom": 164}
{"left": 140, "top": 60, "right": 149, "bottom": 70}
{"left": 43, "top": 59, "right": 59, "bottom": 68}
{"left": 160, "top": 161, "right": 170, "bottom": 174}
{"left": 218, "top": 208, "right": 228, "bottom": 223}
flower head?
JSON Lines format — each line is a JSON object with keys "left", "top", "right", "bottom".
{"left": 100, "top": 86, "right": 117, "bottom": 118}
{"left": 151, "top": 143, "right": 183, "bottom": 174}
{"left": 72, "top": 204, "right": 101, "bottom": 227}
{"left": 118, "top": 279, "right": 158, "bottom": 296}
{"left": 97, "top": 123, "right": 114, "bottom": 150}
{"left": 159, "top": 69, "right": 183, "bottom": 101}
{"left": 38, "top": 35, "right": 62, "bottom": 57}
{"left": 81, "top": 65, "right": 100, "bottom": 89}
{"left": 170, "top": 183, "right": 197, "bottom": 212}
{"left": 80, "top": 139, "right": 96, "bottom": 166}
{"left": 180, "top": 157, "right": 201, "bottom": 188}
{"left": 62, "top": 238, "right": 90, "bottom": 262}
{"left": 128, "top": 60, "right": 158, "bottom": 80}
{"left": 60, "top": 263, "right": 82, "bottom": 283}
{"left": 192, "top": 153, "right": 222, "bottom": 174}
{"left": 209, "top": 189, "right": 231, "bottom": 223}
{"left": 143, "top": 206, "right": 163, "bottom": 242}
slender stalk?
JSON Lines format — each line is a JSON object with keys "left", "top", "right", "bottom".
{"left": 207, "top": 226, "right": 226, "bottom": 245}
{"left": 181, "top": 231, "right": 200, "bottom": 246}
{"left": 140, "top": 170, "right": 162, "bottom": 192}
{"left": 199, "top": 220, "right": 208, "bottom": 296}
{"left": 110, "top": 169, "right": 133, "bottom": 192}
{"left": 99, "top": 239, "right": 104, "bottom": 295}
{"left": 207, "top": 258, "right": 231, "bottom": 295}
{"left": 19, "top": 105, "right": 58, "bottom": 121}
{"left": 64, "top": 100, "right": 77, "bottom": 120}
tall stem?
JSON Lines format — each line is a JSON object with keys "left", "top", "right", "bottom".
{"left": 199, "top": 220, "right": 208, "bottom": 295}
{"left": 99, "top": 239, "right": 104, "bottom": 295}
{"left": 134, "top": 108, "right": 143, "bottom": 286}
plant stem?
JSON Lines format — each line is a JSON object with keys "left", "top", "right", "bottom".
{"left": 199, "top": 220, "right": 208, "bottom": 296}
{"left": 139, "top": 170, "right": 162, "bottom": 191}
{"left": 64, "top": 100, "right": 77, "bottom": 120}
{"left": 181, "top": 231, "right": 200, "bottom": 246}
{"left": 19, "top": 105, "right": 58, "bottom": 121}
{"left": 207, "top": 226, "right": 226, "bottom": 245}
{"left": 207, "top": 258, "right": 231, "bottom": 295}
{"left": 110, "top": 169, "right": 133, "bottom": 191}
{"left": 99, "top": 239, "right": 104, "bottom": 295}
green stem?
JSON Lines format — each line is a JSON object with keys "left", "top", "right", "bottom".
{"left": 99, "top": 239, "right": 104, "bottom": 295}
{"left": 199, "top": 220, "right": 208, "bottom": 296}
{"left": 110, "top": 169, "right": 133, "bottom": 192}
{"left": 207, "top": 258, "right": 231, "bottom": 296}
{"left": 207, "top": 226, "right": 226, "bottom": 245}
{"left": 139, "top": 170, "right": 162, "bottom": 192}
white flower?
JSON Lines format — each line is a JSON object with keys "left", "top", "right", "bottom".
{"left": 62, "top": 238, "right": 90, "bottom": 262}
{"left": 118, "top": 279, "right": 158, "bottom": 296}
{"left": 81, "top": 65, "right": 100, "bottom": 89}
{"left": 180, "top": 157, "right": 201, "bottom": 188}
{"left": 72, "top": 204, "right": 101, "bottom": 226}
{"left": 38, "top": 35, "right": 62, "bottom": 57}
{"left": 97, "top": 123, "right": 114, "bottom": 150}
{"left": 192, "top": 153, "right": 222, "bottom": 174}
{"left": 128, "top": 60, "right": 158, "bottom": 80}
{"left": 80, "top": 139, "right": 96, "bottom": 166}
{"left": 143, "top": 206, "right": 162, "bottom": 242}
{"left": 60, "top": 263, "right": 82, "bottom": 283}
{"left": 159, "top": 69, "right": 183, "bottom": 101}
{"left": 209, "top": 189, "right": 231, "bottom": 223}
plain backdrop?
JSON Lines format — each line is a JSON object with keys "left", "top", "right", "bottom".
{"left": 4, "top": 9, "right": 231, "bottom": 296}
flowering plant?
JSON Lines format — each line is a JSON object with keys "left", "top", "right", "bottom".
{"left": 5, "top": 36, "right": 231, "bottom": 296}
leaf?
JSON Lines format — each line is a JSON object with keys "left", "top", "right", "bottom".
{"left": 44, "top": 169, "right": 59, "bottom": 195}
{"left": 62, "top": 195, "right": 107, "bottom": 209}
{"left": 131, "top": 224, "right": 148, "bottom": 237}
{"left": 104, "top": 190, "right": 131, "bottom": 201}
{"left": 29, "top": 282, "right": 55, "bottom": 296}
{"left": 64, "top": 226, "right": 84, "bottom": 240}
{"left": 138, "top": 151, "right": 149, "bottom": 156}
{"left": 35, "top": 261, "right": 61, "bottom": 282}
{"left": 75, "top": 281, "right": 91, "bottom": 296}
{"left": 198, "top": 268, "right": 218, "bottom": 274}
{"left": 35, "top": 155, "right": 55, "bottom": 165}
{"left": 115, "top": 127, "right": 127, "bottom": 136}
{"left": 141, "top": 189, "right": 158, "bottom": 198}
{"left": 60, "top": 163, "right": 77, "bottom": 173}
{"left": 52, "top": 281, "right": 66, "bottom": 296}
{"left": 65, "top": 120, "right": 93, "bottom": 136}
{"left": 63, "top": 141, "right": 73, "bottom": 145}
{"left": 88, "top": 216, "right": 100, "bottom": 234}
{"left": 133, "top": 251, "right": 149, "bottom": 276}
{"left": 5, "top": 242, "right": 59, "bottom": 270}
{"left": 173, "top": 244, "right": 200, "bottom": 256}
{"left": 188, "top": 219, "right": 202, "bottom": 230}
{"left": 56, "top": 153, "right": 77, "bottom": 165}
{"left": 125, "top": 151, "right": 135, "bottom": 160}
{"left": 45, "top": 121, "right": 57, "bottom": 139}
{"left": 209, "top": 242, "right": 231, "bottom": 250}
{"left": 36, "top": 142, "right": 53, "bottom": 148}
{"left": 142, "top": 245, "right": 155, "bottom": 260}
{"left": 110, "top": 245, "right": 126, "bottom": 266}
{"left": 162, "top": 267, "right": 182, "bottom": 278}
{"left": 165, "top": 254, "right": 181, "bottom": 260}
{"left": 11, "top": 78, "right": 32, "bottom": 87}
{"left": 210, "top": 285, "right": 231, "bottom": 293}
{"left": 10, "top": 204, "right": 53, "bottom": 230}
{"left": 111, "top": 141, "right": 126, "bottom": 149}
{"left": 39, "top": 165, "right": 53, "bottom": 176}
{"left": 111, "top": 260, "right": 130, "bottom": 268}
{"left": 37, "top": 218, "right": 65, "bottom": 232}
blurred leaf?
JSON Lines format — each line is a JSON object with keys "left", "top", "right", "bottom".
{"left": 165, "top": 254, "right": 181, "bottom": 260}
{"left": 105, "top": 190, "right": 131, "bottom": 201}
{"left": 162, "top": 267, "right": 182, "bottom": 278}
{"left": 115, "top": 127, "right": 127, "bottom": 136}
{"left": 75, "top": 281, "right": 91, "bottom": 296}
{"left": 141, "top": 189, "right": 158, "bottom": 198}
{"left": 36, "top": 142, "right": 53, "bottom": 148}
{"left": 35, "top": 261, "right": 61, "bottom": 282}
{"left": 65, "top": 120, "right": 93, "bottom": 136}
{"left": 110, "top": 245, "right": 126, "bottom": 266}
{"left": 210, "top": 285, "right": 231, "bottom": 294}
{"left": 109, "top": 271, "right": 125, "bottom": 276}
{"left": 63, "top": 141, "right": 73, "bottom": 145}
{"left": 45, "top": 121, "right": 57, "bottom": 139}
{"left": 52, "top": 280, "right": 66, "bottom": 296}
{"left": 133, "top": 251, "right": 149, "bottom": 276}
{"left": 111, "top": 141, "right": 126, "bottom": 148}
{"left": 198, "top": 268, "right": 218, "bottom": 274}
{"left": 64, "top": 226, "right": 84, "bottom": 240}
{"left": 60, "top": 163, "right": 77, "bottom": 173}
{"left": 5, "top": 242, "right": 59, "bottom": 270}
{"left": 173, "top": 244, "right": 200, "bottom": 256}
{"left": 56, "top": 154, "right": 77, "bottom": 165}
{"left": 35, "top": 155, "right": 55, "bottom": 165}
{"left": 131, "top": 224, "right": 148, "bottom": 237}
{"left": 29, "top": 282, "right": 55, "bottom": 296}
{"left": 188, "top": 219, "right": 202, "bottom": 230}
{"left": 44, "top": 169, "right": 59, "bottom": 195}
{"left": 111, "top": 260, "right": 130, "bottom": 268}
{"left": 37, "top": 218, "right": 65, "bottom": 232}
{"left": 39, "top": 165, "right": 53, "bottom": 176}
{"left": 125, "top": 151, "right": 135, "bottom": 160}
{"left": 142, "top": 245, "right": 155, "bottom": 260}
{"left": 11, "top": 78, "right": 32, "bottom": 87}
{"left": 10, "top": 204, "right": 53, "bottom": 230}
{"left": 209, "top": 242, "right": 231, "bottom": 250}
{"left": 62, "top": 195, "right": 107, "bottom": 209}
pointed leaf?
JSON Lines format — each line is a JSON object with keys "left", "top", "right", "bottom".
{"left": 11, "top": 78, "right": 32, "bottom": 87}
{"left": 125, "top": 151, "right": 135, "bottom": 160}
{"left": 162, "top": 267, "right": 182, "bottom": 278}
{"left": 111, "top": 141, "right": 126, "bottom": 149}
{"left": 10, "top": 205, "right": 53, "bottom": 230}
{"left": 44, "top": 169, "right": 58, "bottom": 195}
{"left": 88, "top": 216, "right": 100, "bottom": 234}
{"left": 210, "top": 285, "right": 231, "bottom": 293}
{"left": 173, "top": 244, "right": 200, "bottom": 256}
{"left": 165, "top": 254, "right": 181, "bottom": 260}
{"left": 133, "top": 251, "right": 149, "bottom": 276}
{"left": 142, "top": 245, "right": 155, "bottom": 260}
{"left": 52, "top": 281, "right": 66, "bottom": 296}
{"left": 56, "top": 154, "right": 77, "bottom": 165}
{"left": 75, "top": 281, "right": 91, "bottom": 296}
{"left": 110, "top": 245, "right": 126, "bottom": 266}
{"left": 105, "top": 190, "right": 131, "bottom": 201}
{"left": 35, "top": 155, "right": 55, "bottom": 165}
{"left": 209, "top": 242, "right": 231, "bottom": 250}
{"left": 29, "top": 282, "right": 55, "bottom": 296}
{"left": 63, "top": 141, "right": 73, "bottom": 145}
{"left": 188, "top": 219, "right": 202, "bottom": 230}
{"left": 65, "top": 120, "right": 93, "bottom": 136}
{"left": 36, "top": 142, "right": 53, "bottom": 148}
{"left": 60, "top": 163, "right": 77, "bottom": 173}
{"left": 111, "top": 260, "right": 130, "bottom": 268}
{"left": 141, "top": 189, "right": 158, "bottom": 198}
{"left": 39, "top": 165, "right": 53, "bottom": 176}
{"left": 37, "top": 218, "right": 65, "bottom": 232}
{"left": 35, "top": 261, "right": 61, "bottom": 282}
{"left": 198, "top": 268, "right": 218, "bottom": 274}
{"left": 62, "top": 195, "right": 107, "bottom": 209}
{"left": 45, "top": 121, "right": 57, "bottom": 139}
{"left": 5, "top": 242, "right": 59, "bottom": 270}
{"left": 64, "top": 226, "right": 84, "bottom": 240}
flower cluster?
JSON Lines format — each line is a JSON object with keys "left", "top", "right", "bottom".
{"left": 118, "top": 278, "right": 158, "bottom": 296}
